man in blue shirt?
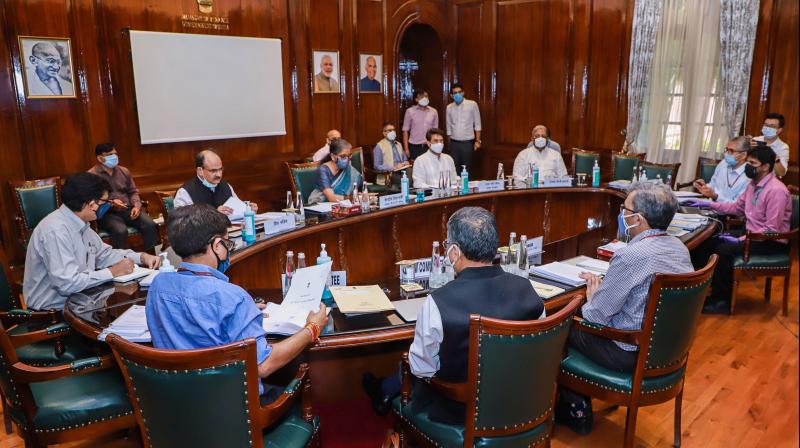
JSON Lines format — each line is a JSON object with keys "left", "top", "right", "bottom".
{"left": 146, "top": 204, "right": 328, "bottom": 401}
{"left": 692, "top": 136, "right": 750, "bottom": 203}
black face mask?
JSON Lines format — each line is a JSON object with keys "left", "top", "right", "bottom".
{"left": 744, "top": 164, "right": 759, "bottom": 179}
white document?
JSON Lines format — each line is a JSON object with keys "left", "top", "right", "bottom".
{"left": 139, "top": 270, "right": 160, "bottom": 287}
{"left": 98, "top": 305, "right": 151, "bottom": 342}
{"left": 305, "top": 202, "right": 336, "bottom": 213}
{"left": 531, "top": 262, "right": 589, "bottom": 286}
{"left": 113, "top": 266, "right": 152, "bottom": 283}
{"left": 530, "top": 280, "right": 566, "bottom": 299}
{"left": 330, "top": 285, "right": 395, "bottom": 315}
{"left": 263, "top": 263, "right": 332, "bottom": 335}
{"left": 223, "top": 195, "right": 248, "bottom": 222}
{"left": 673, "top": 191, "right": 703, "bottom": 198}
{"left": 575, "top": 258, "right": 610, "bottom": 274}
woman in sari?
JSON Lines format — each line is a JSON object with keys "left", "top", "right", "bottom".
{"left": 308, "top": 138, "right": 363, "bottom": 204}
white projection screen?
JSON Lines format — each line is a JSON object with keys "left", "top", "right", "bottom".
{"left": 129, "top": 31, "right": 286, "bottom": 144}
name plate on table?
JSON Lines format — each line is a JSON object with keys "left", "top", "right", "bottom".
{"left": 527, "top": 236, "right": 544, "bottom": 265}
{"left": 379, "top": 193, "right": 406, "bottom": 209}
{"left": 264, "top": 213, "right": 295, "bottom": 235}
{"left": 330, "top": 271, "right": 347, "bottom": 287}
{"left": 542, "top": 177, "right": 573, "bottom": 188}
{"left": 398, "top": 257, "right": 433, "bottom": 279}
{"left": 476, "top": 180, "right": 505, "bottom": 193}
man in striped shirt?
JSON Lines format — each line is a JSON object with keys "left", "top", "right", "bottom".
{"left": 556, "top": 182, "right": 694, "bottom": 435}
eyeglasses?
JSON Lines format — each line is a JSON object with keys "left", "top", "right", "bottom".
{"left": 620, "top": 204, "right": 638, "bottom": 215}
{"left": 209, "top": 236, "right": 235, "bottom": 252}
{"left": 335, "top": 155, "right": 351, "bottom": 161}
{"left": 724, "top": 147, "right": 745, "bottom": 155}
{"left": 94, "top": 198, "right": 109, "bottom": 206}
{"left": 203, "top": 166, "right": 224, "bottom": 175}
{"left": 33, "top": 55, "right": 61, "bottom": 66}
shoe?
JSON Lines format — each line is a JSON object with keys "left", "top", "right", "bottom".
{"left": 555, "top": 395, "right": 593, "bottom": 435}
{"left": 702, "top": 300, "right": 731, "bottom": 315}
{"left": 362, "top": 373, "right": 391, "bottom": 416}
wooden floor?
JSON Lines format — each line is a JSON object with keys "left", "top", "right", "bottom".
{"left": 1, "top": 263, "right": 797, "bottom": 448}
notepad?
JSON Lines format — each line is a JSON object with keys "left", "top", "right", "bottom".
{"left": 531, "top": 262, "right": 588, "bottom": 286}
{"left": 530, "top": 280, "right": 565, "bottom": 299}
{"left": 673, "top": 191, "right": 703, "bottom": 198}
{"left": 394, "top": 297, "right": 427, "bottom": 322}
{"left": 575, "top": 258, "right": 610, "bottom": 274}
{"left": 98, "top": 305, "right": 150, "bottom": 342}
{"left": 330, "top": 285, "right": 395, "bottom": 315}
{"left": 112, "top": 266, "right": 152, "bottom": 283}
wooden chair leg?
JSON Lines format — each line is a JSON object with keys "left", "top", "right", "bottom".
{"left": 674, "top": 390, "right": 683, "bottom": 448}
{"left": 1, "top": 395, "right": 11, "bottom": 434}
{"left": 783, "top": 273, "right": 790, "bottom": 317}
{"left": 624, "top": 404, "right": 639, "bottom": 448}
{"left": 765, "top": 277, "right": 772, "bottom": 302}
{"left": 730, "top": 279, "right": 739, "bottom": 315}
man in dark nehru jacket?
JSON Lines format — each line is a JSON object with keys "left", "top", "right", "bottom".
{"left": 173, "top": 149, "right": 258, "bottom": 215}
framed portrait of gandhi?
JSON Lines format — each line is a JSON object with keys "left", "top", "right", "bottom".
{"left": 358, "top": 53, "right": 382, "bottom": 94}
{"left": 18, "top": 36, "right": 76, "bottom": 99}
{"left": 312, "top": 50, "right": 340, "bottom": 94}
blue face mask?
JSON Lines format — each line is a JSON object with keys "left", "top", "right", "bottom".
{"left": 724, "top": 154, "right": 738, "bottom": 166}
{"left": 199, "top": 175, "right": 217, "bottom": 190}
{"left": 96, "top": 202, "right": 111, "bottom": 219}
{"left": 453, "top": 92, "right": 464, "bottom": 103}
{"left": 618, "top": 211, "right": 639, "bottom": 237}
{"left": 336, "top": 157, "right": 349, "bottom": 170}
{"left": 102, "top": 154, "right": 119, "bottom": 169}
{"left": 213, "top": 241, "right": 231, "bottom": 274}
{"left": 762, "top": 126, "right": 778, "bottom": 139}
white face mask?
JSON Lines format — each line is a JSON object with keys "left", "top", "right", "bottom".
{"left": 533, "top": 137, "right": 547, "bottom": 149}
{"left": 386, "top": 130, "right": 397, "bottom": 141}
{"left": 444, "top": 244, "right": 460, "bottom": 268}
{"left": 430, "top": 143, "right": 444, "bottom": 154}
{"left": 621, "top": 212, "right": 640, "bottom": 236}
{"left": 418, "top": 97, "right": 430, "bottom": 107}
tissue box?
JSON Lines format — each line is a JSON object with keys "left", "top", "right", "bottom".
{"left": 331, "top": 203, "right": 362, "bottom": 217}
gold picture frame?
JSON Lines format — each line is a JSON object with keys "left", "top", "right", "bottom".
{"left": 358, "top": 53, "right": 382, "bottom": 94}
{"left": 312, "top": 49, "right": 340, "bottom": 94}
{"left": 18, "top": 36, "right": 77, "bottom": 99}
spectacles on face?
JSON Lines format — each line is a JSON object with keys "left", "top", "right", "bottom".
{"left": 203, "top": 166, "right": 224, "bottom": 176}
{"left": 620, "top": 204, "right": 637, "bottom": 215}
{"left": 335, "top": 155, "right": 351, "bottom": 161}
{"left": 763, "top": 123, "right": 780, "bottom": 129}
{"left": 33, "top": 55, "right": 61, "bottom": 66}
{"left": 724, "top": 147, "right": 745, "bottom": 155}
{"left": 209, "top": 236, "right": 235, "bottom": 253}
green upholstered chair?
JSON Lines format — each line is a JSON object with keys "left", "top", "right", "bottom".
{"left": 641, "top": 162, "right": 681, "bottom": 189}
{"left": 0, "top": 319, "right": 135, "bottom": 446}
{"left": 351, "top": 147, "right": 365, "bottom": 178}
{"left": 731, "top": 194, "right": 799, "bottom": 316}
{"left": 287, "top": 161, "right": 321, "bottom": 206}
{"left": 10, "top": 177, "right": 61, "bottom": 246}
{"left": 559, "top": 255, "right": 718, "bottom": 448}
{"left": 676, "top": 157, "right": 720, "bottom": 190}
{"left": 572, "top": 148, "right": 601, "bottom": 178}
{"left": 393, "top": 297, "right": 583, "bottom": 448}
{"left": 611, "top": 152, "right": 645, "bottom": 181}
{"left": 106, "top": 335, "right": 320, "bottom": 448}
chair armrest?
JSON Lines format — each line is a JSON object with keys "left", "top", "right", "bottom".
{"left": 425, "top": 376, "right": 469, "bottom": 404}
{"left": 572, "top": 316, "right": 641, "bottom": 346}
{"left": 400, "top": 353, "right": 412, "bottom": 406}
{"left": 675, "top": 182, "right": 694, "bottom": 191}
{"left": 7, "top": 321, "right": 73, "bottom": 348}
{"left": 258, "top": 363, "right": 311, "bottom": 428}
{"left": 11, "top": 355, "right": 113, "bottom": 383}
{"left": 743, "top": 229, "right": 798, "bottom": 262}
{"left": 0, "top": 308, "right": 60, "bottom": 327}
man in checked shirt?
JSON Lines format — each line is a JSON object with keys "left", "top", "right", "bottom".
{"left": 556, "top": 182, "right": 694, "bottom": 435}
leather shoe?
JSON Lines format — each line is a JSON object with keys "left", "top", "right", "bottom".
{"left": 362, "top": 373, "right": 391, "bottom": 416}
{"left": 555, "top": 395, "right": 593, "bottom": 435}
{"left": 702, "top": 299, "right": 731, "bottom": 315}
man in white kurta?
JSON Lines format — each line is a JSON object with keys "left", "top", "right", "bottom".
{"left": 412, "top": 129, "right": 458, "bottom": 189}
{"left": 512, "top": 125, "right": 568, "bottom": 187}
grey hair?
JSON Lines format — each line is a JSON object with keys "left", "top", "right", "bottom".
{"left": 628, "top": 182, "right": 679, "bottom": 231}
{"left": 446, "top": 207, "right": 499, "bottom": 263}
{"left": 730, "top": 135, "right": 751, "bottom": 152}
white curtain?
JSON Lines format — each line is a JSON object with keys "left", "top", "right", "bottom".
{"left": 625, "top": 0, "right": 664, "bottom": 151}
{"left": 720, "top": 0, "right": 760, "bottom": 139}
{"left": 636, "top": 0, "right": 728, "bottom": 183}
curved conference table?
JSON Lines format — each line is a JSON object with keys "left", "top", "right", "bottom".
{"left": 64, "top": 187, "right": 715, "bottom": 404}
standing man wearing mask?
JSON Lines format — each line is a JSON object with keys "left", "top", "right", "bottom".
{"left": 402, "top": 89, "right": 439, "bottom": 160}
{"left": 88, "top": 143, "right": 159, "bottom": 250}
{"left": 445, "top": 83, "right": 482, "bottom": 171}
{"left": 687, "top": 145, "right": 792, "bottom": 314}
{"left": 173, "top": 149, "right": 258, "bottom": 215}
{"left": 373, "top": 122, "right": 411, "bottom": 187}
{"left": 753, "top": 113, "right": 789, "bottom": 178}
{"left": 692, "top": 136, "right": 750, "bottom": 203}
{"left": 512, "top": 124, "right": 568, "bottom": 187}
{"left": 412, "top": 128, "right": 458, "bottom": 189}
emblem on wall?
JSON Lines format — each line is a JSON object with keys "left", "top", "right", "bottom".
{"left": 197, "top": 0, "right": 212, "bottom": 14}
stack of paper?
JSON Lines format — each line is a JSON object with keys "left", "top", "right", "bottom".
{"left": 674, "top": 191, "right": 703, "bottom": 199}
{"left": 98, "top": 305, "right": 150, "bottom": 342}
{"left": 530, "top": 280, "right": 565, "bottom": 299}
{"left": 670, "top": 213, "right": 708, "bottom": 231}
{"left": 223, "top": 196, "right": 249, "bottom": 222}
{"left": 139, "top": 270, "right": 160, "bottom": 287}
{"left": 597, "top": 240, "right": 627, "bottom": 257}
{"left": 531, "top": 262, "right": 588, "bottom": 286}
{"left": 262, "top": 263, "right": 331, "bottom": 335}
{"left": 608, "top": 180, "right": 632, "bottom": 191}
{"left": 330, "top": 285, "right": 395, "bottom": 316}
{"left": 575, "top": 258, "right": 610, "bottom": 275}
{"left": 113, "top": 266, "right": 152, "bottom": 283}
{"left": 305, "top": 202, "right": 336, "bottom": 213}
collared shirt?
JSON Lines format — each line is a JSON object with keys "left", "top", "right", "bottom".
{"left": 314, "top": 73, "right": 340, "bottom": 92}
{"left": 512, "top": 146, "right": 568, "bottom": 186}
{"left": 445, "top": 99, "right": 482, "bottom": 141}
{"left": 412, "top": 150, "right": 457, "bottom": 189}
{"left": 360, "top": 77, "right": 381, "bottom": 92}
{"left": 402, "top": 106, "right": 439, "bottom": 145}
{"left": 25, "top": 67, "right": 74, "bottom": 97}
{"left": 146, "top": 262, "right": 272, "bottom": 393}
{"left": 88, "top": 164, "right": 143, "bottom": 209}
{"left": 312, "top": 144, "right": 329, "bottom": 162}
{"left": 755, "top": 136, "right": 790, "bottom": 175}
{"left": 710, "top": 173, "right": 792, "bottom": 242}
{"left": 23, "top": 205, "right": 140, "bottom": 310}
{"left": 582, "top": 229, "right": 693, "bottom": 351}
{"left": 373, "top": 140, "right": 407, "bottom": 172}
{"left": 708, "top": 161, "right": 748, "bottom": 203}
{"left": 173, "top": 182, "right": 239, "bottom": 208}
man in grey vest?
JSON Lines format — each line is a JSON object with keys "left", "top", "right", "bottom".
{"left": 364, "top": 207, "right": 545, "bottom": 423}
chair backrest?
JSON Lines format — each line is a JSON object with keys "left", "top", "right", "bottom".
{"left": 286, "top": 161, "right": 321, "bottom": 205}
{"left": 641, "top": 162, "right": 680, "bottom": 188}
{"left": 0, "top": 321, "right": 29, "bottom": 417}
{"left": 10, "top": 177, "right": 61, "bottom": 243}
{"left": 0, "top": 245, "right": 21, "bottom": 311}
{"left": 351, "top": 146, "right": 365, "bottom": 178}
{"left": 571, "top": 149, "right": 600, "bottom": 176}
{"left": 463, "top": 297, "right": 582, "bottom": 445}
{"left": 639, "top": 255, "right": 717, "bottom": 373}
{"left": 697, "top": 157, "right": 719, "bottom": 183}
{"left": 107, "top": 335, "right": 263, "bottom": 448}
{"left": 154, "top": 190, "right": 176, "bottom": 221}
{"left": 790, "top": 195, "right": 799, "bottom": 230}
{"left": 611, "top": 153, "right": 644, "bottom": 181}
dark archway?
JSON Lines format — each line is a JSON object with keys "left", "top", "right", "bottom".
{"left": 397, "top": 23, "right": 444, "bottom": 122}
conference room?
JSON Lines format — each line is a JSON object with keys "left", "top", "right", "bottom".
{"left": 0, "top": 0, "right": 797, "bottom": 447}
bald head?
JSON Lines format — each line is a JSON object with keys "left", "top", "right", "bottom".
{"left": 195, "top": 150, "right": 224, "bottom": 185}
{"left": 326, "top": 129, "right": 341, "bottom": 144}
{"left": 29, "top": 42, "right": 62, "bottom": 80}
{"left": 531, "top": 125, "right": 548, "bottom": 139}
{"left": 366, "top": 56, "right": 377, "bottom": 79}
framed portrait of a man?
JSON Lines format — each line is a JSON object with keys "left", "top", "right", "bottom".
{"left": 18, "top": 36, "right": 76, "bottom": 99}
{"left": 313, "top": 50, "right": 340, "bottom": 93}
{"left": 359, "top": 53, "right": 382, "bottom": 94}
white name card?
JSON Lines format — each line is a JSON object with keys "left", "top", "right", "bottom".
{"left": 329, "top": 271, "right": 347, "bottom": 287}
{"left": 527, "top": 236, "right": 543, "bottom": 265}
{"left": 476, "top": 180, "right": 505, "bottom": 193}
{"left": 379, "top": 193, "right": 406, "bottom": 209}
{"left": 264, "top": 213, "right": 295, "bottom": 235}
{"left": 542, "top": 177, "right": 573, "bottom": 188}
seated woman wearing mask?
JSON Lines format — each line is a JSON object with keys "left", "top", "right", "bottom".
{"left": 308, "top": 138, "right": 364, "bottom": 204}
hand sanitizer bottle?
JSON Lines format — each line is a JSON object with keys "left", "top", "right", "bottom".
{"left": 641, "top": 169, "right": 648, "bottom": 182}
{"left": 429, "top": 241, "right": 443, "bottom": 289}
{"left": 243, "top": 201, "right": 256, "bottom": 243}
{"left": 461, "top": 165, "right": 469, "bottom": 195}
{"left": 530, "top": 164, "right": 539, "bottom": 188}
{"left": 159, "top": 253, "right": 175, "bottom": 272}
{"left": 401, "top": 171, "right": 409, "bottom": 204}
{"left": 296, "top": 192, "right": 305, "bottom": 225}
{"left": 592, "top": 160, "right": 600, "bottom": 187}
{"left": 517, "top": 235, "right": 529, "bottom": 276}
{"left": 316, "top": 244, "right": 334, "bottom": 306}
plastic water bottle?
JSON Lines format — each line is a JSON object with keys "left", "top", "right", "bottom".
{"left": 656, "top": 174, "right": 662, "bottom": 184}
{"left": 282, "top": 251, "right": 295, "bottom": 297}
{"left": 461, "top": 165, "right": 469, "bottom": 195}
{"left": 429, "top": 241, "right": 443, "bottom": 289}
{"left": 351, "top": 182, "right": 359, "bottom": 204}
{"left": 507, "top": 232, "right": 517, "bottom": 266}
{"left": 296, "top": 192, "right": 305, "bottom": 224}
{"left": 667, "top": 174, "right": 672, "bottom": 189}
{"left": 401, "top": 171, "right": 409, "bottom": 204}
{"left": 316, "top": 244, "right": 334, "bottom": 306}
{"left": 530, "top": 164, "right": 539, "bottom": 188}
{"left": 497, "top": 163, "right": 505, "bottom": 181}
{"left": 592, "top": 160, "right": 600, "bottom": 187}
{"left": 297, "top": 252, "right": 307, "bottom": 269}
{"left": 286, "top": 191, "right": 294, "bottom": 210}
{"left": 243, "top": 201, "right": 256, "bottom": 243}
{"left": 159, "top": 253, "right": 175, "bottom": 272}
{"left": 641, "top": 169, "right": 648, "bottom": 182}
{"left": 360, "top": 181, "right": 371, "bottom": 212}
{"left": 517, "top": 235, "right": 529, "bottom": 276}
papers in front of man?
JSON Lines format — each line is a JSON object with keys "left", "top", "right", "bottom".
{"left": 305, "top": 202, "right": 337, "bottom": 213}
{"left": 673, "top": 191, "right": 703, "bottom": 199}
{"left": 222, "top": 195, "right": 249, "bottom": 222}
{"left": 608, "top": 180, "right": 632, "bottom": 191}
{"left": 98, "top": 305, "right": 150, "bottom": 342}
{"left": 597, "top": 240, "right": 627, "bottom": 258}
{"left": 112, "top": 265, "right": 152, "bottom": 283}
{"left": 262, "top": 263, "right": 332, "bottom": 335}
{"left": 530, "top": 280, "right": 566, "bottom": 299}
{"left": 530, "top": 262, "right": 590, "bottom": 287}
{"left": 330, "top": 285, "right": 395, "bottom": 316}
{"left": 575, "top": 258, "right": 611, "bottom": 274}
{"left": 394, "top": 297, "right": 427, "bottom": 322}
{"left": 670, "top": 213, "right": 708, "bottom": 231}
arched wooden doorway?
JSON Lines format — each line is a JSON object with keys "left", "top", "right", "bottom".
{"left": 397, "top": 23, "right": 444, "bottom": 123}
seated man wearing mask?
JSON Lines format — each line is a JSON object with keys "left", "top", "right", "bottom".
{"left": 173, "top": 149, "right": 258, "bottom": 215}
{"left": 146, "top": 204, "right": 328, "bottom": 402}
{"left": 412, "top": 128, "right": 458, "bottom": 189}
{"left": 363, "top": 207, "right": 545, "bottom": 422}
{"left": 513, "top": 124, "right": 568, "bottom": 186}
{"left": 525, "top": 125, "right": 562, "bottom": 153}
{"left": 23, "top": 172, "right": 161, "bottom": 311}
{"left": 688, "top": 144, "right": 792, "bottom": 314}
{"left": 312, "top": 129, "right": 342, "bottom": 162}
{"left": 308, "top": 138, "right": 363, "bottom": 204}
{"left": 556, "top": 182, "right": 693, "bottom": 435}
{"left": 372, "top": 122, "right": 410, "bottom": 187}
{"left": 692, "top": 136, "right": 751, "bottom": 203}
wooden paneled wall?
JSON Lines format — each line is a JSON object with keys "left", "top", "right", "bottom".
{"left": 0, "top": 0, "right": 796, "bottom": 261}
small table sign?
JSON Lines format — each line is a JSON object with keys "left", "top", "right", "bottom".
{"left": 379, "top": 193, "right": 406, "bottom": 210}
